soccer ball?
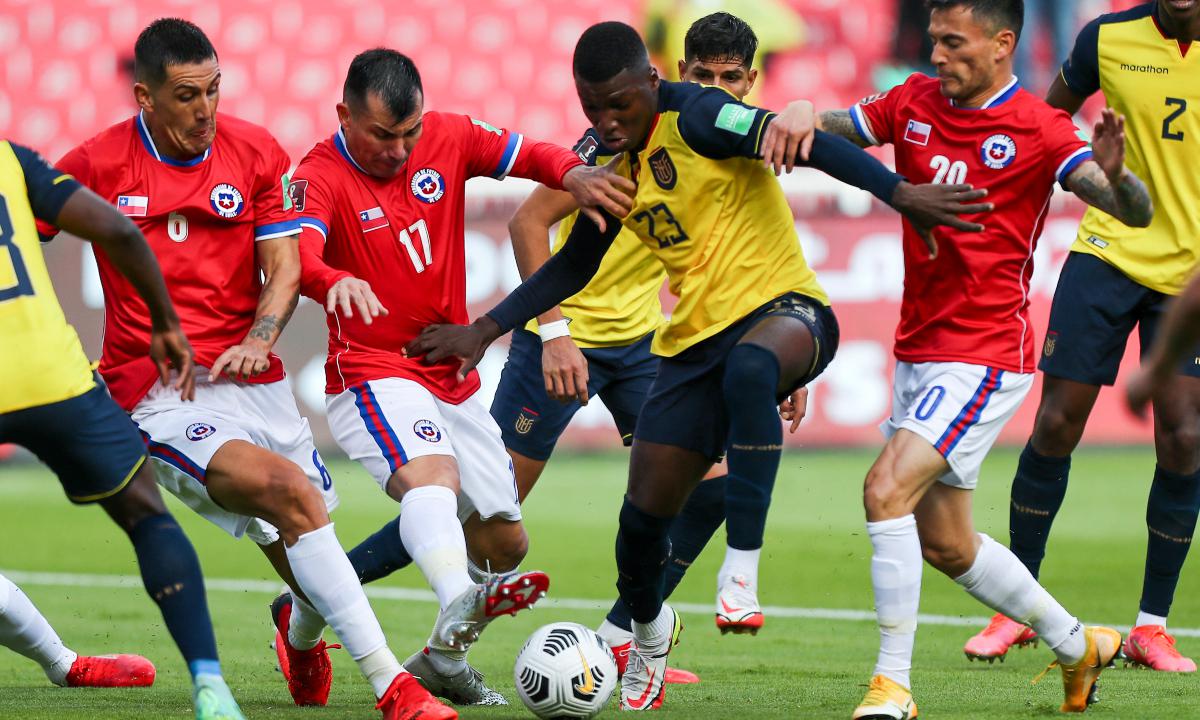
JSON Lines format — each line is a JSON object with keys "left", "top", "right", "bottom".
{"left": 513, "top": 622, "right": 618, "bottom": 719}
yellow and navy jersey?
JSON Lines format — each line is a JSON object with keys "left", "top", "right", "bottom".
{"left": 1062, "top": 2, "right": 1200, "bottom": 294}
{"left": 0, "top": 140, "right": 91, "bottom": 414}
{"left": 611, "top": 80, "right": 828, "bottom": 357}
{"left": 525, "top": 129, "right": 665, "bottom": 348}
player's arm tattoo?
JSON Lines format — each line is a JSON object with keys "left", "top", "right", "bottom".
{"left": 818, "top": 110, "right": 872, "bottom": 147}
{"left": 1067, "top": 163, "right": 1153, "bottom": 228}
{"left": 246, "top": 284, "right": 299, "bottom": 346}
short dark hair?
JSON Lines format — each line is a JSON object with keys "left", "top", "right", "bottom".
{"left": 343, "top": 48, "right": 423, "bottom": 122}
{"left": 926, "top": 0, "right": 1024, "bottom": 41}
{"left": 573, "top": 22, "right": 650, "bottom": 83}
{"left": 134, "top": 18, "right": 218, "bottom": 87}
{"left": 684, "top": 12, "right": 758, "bottom": 68}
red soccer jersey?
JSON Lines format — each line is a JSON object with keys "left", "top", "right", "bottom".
{"left": 851, "top": 74, "right": 1092, "bottom": 373}
{"left": 294, "top": 112, "right": 581, "bottom": 402}
{"left": 53, "top": 112, "right": 299, "bottom": 409}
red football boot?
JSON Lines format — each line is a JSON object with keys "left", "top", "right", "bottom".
{"left": 64, "top": 654, "right": 156, "bottom": 687}
{"left": 1123, "top": 625, "right": 1197, "bottom": 672}
{"left": 963, "top": 613, "right": 1038, "bottom": 663}
{"left": 271, "top": 592, "right": 340, "bottom": 706}
{"left": 376, "top": 672, "right": 458, "bottom": 720}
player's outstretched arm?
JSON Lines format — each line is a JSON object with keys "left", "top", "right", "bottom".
{"left": 406, "top": 209, "right": 620, "bottom": 381}
{"left": 54, "top": 186, "right": 195, "bottom": 401}
{"left": 815, "top": 110, "right": 872, "bottom": 148}
{"left": 1126, "top": 273, "right": 1200, "bottom": 416}
{"left": 509, "top": 185, "right": 591, "bottom": 404}
{"left": 1064, "top": 108, "right": 1153, "bottom": 229}
{"left": 209, "top": 237, "right": 299, "bottom": 381}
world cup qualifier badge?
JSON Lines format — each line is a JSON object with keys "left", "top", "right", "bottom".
{"left": 209, "top": 183, "right": 245, "bottom": 218}
{"left": 411, "top": 168, "right": 445, "bottom": 204}
{"left": 981, "top": 134, "right": 1017, "bottom": 169}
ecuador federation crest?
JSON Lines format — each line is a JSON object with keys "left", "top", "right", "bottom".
{"left": 647, "top": 147, "right": 677, "bottom": 190}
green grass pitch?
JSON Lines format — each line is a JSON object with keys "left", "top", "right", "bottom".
{"left": 1, "top": 447, "right": 1197, "bottom": 718}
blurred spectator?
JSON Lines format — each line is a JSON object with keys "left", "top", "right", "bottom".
{"left": 1016, "top": 0, "right": 1079, "bottom": 91}
{"left": 874, "top": 0, "right": 931, "bottom": 90}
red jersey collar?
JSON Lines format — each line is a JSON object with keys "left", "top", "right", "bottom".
{"left": 136, "top": 111, "right": 211, "bottom": 167}
{"left": 334, "top": 128, "right": 370, "bottom": 175}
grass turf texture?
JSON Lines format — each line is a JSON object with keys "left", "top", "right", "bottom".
{"left": 0, "top": 447, "right": 1197, "bottom": 719}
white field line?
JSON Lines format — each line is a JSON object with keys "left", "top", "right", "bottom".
{"left": 5, "top": 568, "right": 1198, "bottom": 638}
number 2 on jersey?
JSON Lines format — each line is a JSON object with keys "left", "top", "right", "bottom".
{"left": 0, "top": 194, "right": 35, "bottom": 303}
{"left": 929, "top": 155, "right": 968, "bottom": 185}
{"left": 398, "top": 218, "right": 432, "bottom": 273}
{"left": 1163, "top": 97, "right": 1187, "bottom": 142}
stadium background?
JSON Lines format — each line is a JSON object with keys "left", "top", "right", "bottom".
{"left": 0, "top": 0, "right": 1152, "bottom": 450}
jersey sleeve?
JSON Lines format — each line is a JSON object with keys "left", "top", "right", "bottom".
{"left": 675, "top": 86, "right": 776, "bottom": 159}
{"left": 460, "top": 115, "right": 582, "bottom": 187}
{"left": 10, "top": 143, "right": 82, "bottom": 224}
{"left": 253, "top": 140, "right": 301, "bottom": 241}
{"left": 1043, "top": 109, "right": 1094, "bottom": 187}
{"left": 849, "top": 75, "right": 915, "bottom": 147}
{"left": 1060, "top": 16, "right": 1101, "bottom": 97}
{"left": 290, "top": 160, "right": 351, "bottom": 300}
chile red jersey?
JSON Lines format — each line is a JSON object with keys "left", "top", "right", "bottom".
{"left": 851, "top": 74, "right": 1092, "bottom": 373}
{"left": 294, "top": 112, "right": 581, "bottom": 403}
{"left": 53, "top": 112, "right": 299, "bottom": 409}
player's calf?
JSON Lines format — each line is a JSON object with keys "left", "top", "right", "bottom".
{"left": 464, "top": 516, "right": 528, "bottom": 574}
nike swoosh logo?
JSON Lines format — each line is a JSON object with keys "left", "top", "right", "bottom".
{"left": 626, "top": 667, "right": 658, "bottom": 709}
{"left": 720, "top": 598, "right": 742, "bottom": 614}
{"left": 576, "top": 646, "right": 596, "bottom": 694}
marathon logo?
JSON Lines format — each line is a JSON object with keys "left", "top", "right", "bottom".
{"left": 1120, "top": 63, "right": 1169, "bottom": 75}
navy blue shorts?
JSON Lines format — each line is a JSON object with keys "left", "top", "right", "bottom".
{"left": 491, "top": 329, "right": 659, "bottom": 461}
{"left": 0, "top": 382, "right": 148, "bottom": 503}
{"left": 634, "top": 293, "right": 839, "bottom": 460}
{"left": 1039, "top": 252, "right": 1200, "bottom": 386}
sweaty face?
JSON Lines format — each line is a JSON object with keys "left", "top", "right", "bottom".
{"left": 1161, "top": 0, "right": 1200, "bottom": 24}
{"left": 575, "top": 67, "right": 659, "bottom": 154}
{"left": 928, "top": 6, "right": 1010, "bottom": 104}
{"left": 338, "top": 91, "right": 423, "bottom": 179}
{"left": 679, "top": 57, "right": 757, "bottom": 100}
{"left": 138, "top": 58, "right": 220, "bottom": 159}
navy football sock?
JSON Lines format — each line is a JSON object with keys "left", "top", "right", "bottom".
{"left": 1008, "top": 441, "right": 1071, "bottom": 579}
{"left": 615, "top": 497, "right": 673, "bottom": 625}
{"left": 1140, "top": 465, "right": 1200, "bottom": 617}
{"left": 346, "top": 515, "right": 413, "bottom": 584}
{"left": 605, "top": 476, "right": 728, "bottom": 632}
{"left": 128, "top": 513, "right": 220, "bottom": 670}
{"left": 722, "top": 344, "right": 782, "bottom": 551}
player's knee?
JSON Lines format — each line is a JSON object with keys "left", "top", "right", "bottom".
{"left": 863, "top": 468, "right": 910, "bottom": 520}
{"left": 721, "top": 344, "right": 781, "bottom": 402}
{"left": 920, "top": 537, "right": 974, "bottom": 577}
{"left": 1031, "top": 403, "right": 1087, "bottom": 455}
{"left": 102, "top": 463, "right": 169, "bottom": 534}
{"left": 262, "top": 460, "right": 327, "bottom": 532}
{"left": 487, "top": 527, "right": 529, "bottom": 572}
{"left": 1155, "top": 422, "right": 1200, "bottom": 473}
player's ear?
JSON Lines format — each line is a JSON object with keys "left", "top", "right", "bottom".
{"left": 677, "top": 59, "right": 687, "bottom": 80}
{"left": 335, "top": 101, "right": 352, "bottom": 129}
{"left": 649, "top": 65, "right": 660, "bottom": 89}
{"left": 746, "top": 68, "right": 759, "bottom": 92}
{"left": 996, "top": 29, "right": 1017, "bottom": 63}
{"left": 133, "top": 82, "right": 153, "bottom": 112}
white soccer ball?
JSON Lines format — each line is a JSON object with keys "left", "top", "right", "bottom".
{"left": 514, "top": 622, "right": 618, "bottom": 719}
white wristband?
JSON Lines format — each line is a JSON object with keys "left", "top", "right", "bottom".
{"left": 538, "top": 319, "right": 571, "bottom": 342}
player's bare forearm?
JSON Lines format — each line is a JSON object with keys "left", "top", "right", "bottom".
{"left": 1067, "top": 162, "right": 1153, "bottom": 229}
{"left": 54, "top": 187, "right": 179, "bottom": 330}
{"left": 817, "top": 110, "right": 871, "bottom": 148}
{"left": 509, "top": 186, "right": 579, "bottom": 325}
{"left": 247, "top": 237, "right": 301, "bottom": 349}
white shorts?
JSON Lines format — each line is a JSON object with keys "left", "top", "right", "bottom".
{"left": 326, "top": 378, "right": 521, "bottom": 523}
{"left": 880, "top": 361, "right": 1033, "bottom": 489}
{"left": 133, "top": 375, "right": 339, "bottom": 545}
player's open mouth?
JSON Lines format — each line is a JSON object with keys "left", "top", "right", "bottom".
{"left": 1168, "top": 0, "right": 1197, "bottom": 10}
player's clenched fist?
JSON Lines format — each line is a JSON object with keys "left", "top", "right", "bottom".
{"left": 326, "top": 276, "right": 389, "bottom": 325}
{"left": 777, "top": 386, "right": 809, "bottom": 434}
{"left": 405, "top": 316, "right": 504, "bottom": 382}
{"left": 561, "top": 160, "right": 636, "bottom": 231}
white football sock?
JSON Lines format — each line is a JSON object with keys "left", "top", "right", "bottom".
{"left": 868, "top": 515, "right": 922, "bottom": 690}
{"left": 285, "top": 523, "right": 402, "bottom": 692}
{"left": 0, "top": 574, "right": 77, "bottom": 686}
{"left": 631, "top": 604, "right": 675, "bottom": 655}
{"left": 954, "top": 533, "right": 1085, "bottom": 665}
{"left": 287, "top": 591, "right": 326, "bottom": 652}
{"left": 399, "top": 485, "right": 473, "bottom": 608}
{"left": 1135, "top": 611, "right": 1168, "bottom": 629}
{"left": 718, "top": 546, "right": 761, "bottom": 588}
{"left": 597, "top": 619, "right": 634, "bottom": 648}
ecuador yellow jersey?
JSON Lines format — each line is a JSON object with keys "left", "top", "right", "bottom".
{"left": 612, "top": 81, "right": 828, "bottom": 357}
{"left": 525, "top": 130, "right": 665, "bottom": 348}
{"left": 0, "top": 140, "right": 93, "bottom": 414}
{"left": 1061, "top": 2, "right": 1200, "bottom": 294}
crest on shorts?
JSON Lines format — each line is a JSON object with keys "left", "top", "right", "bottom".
{"left": 647, "top": 147, "right": 677, "bottom": 190}
{"left": 413, "top": 419, "right": 443, "bottom": 443}
{"left": 411, "top": 168, "right": 445, "bottom": 204}
{"left": 515, "top": 413, "right": 536, "bottom": 435}
{"left": 209, "top": 183, "right": 245, "bottom": 218}
{"left": 186, "top": 422, "right": 216, "bottom": 441}
{"left": 1043, "top": 331, "right": 1058, "bottom": 357}
{"left": 981, "top": 133, "right": 1017, "bottom": 169}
